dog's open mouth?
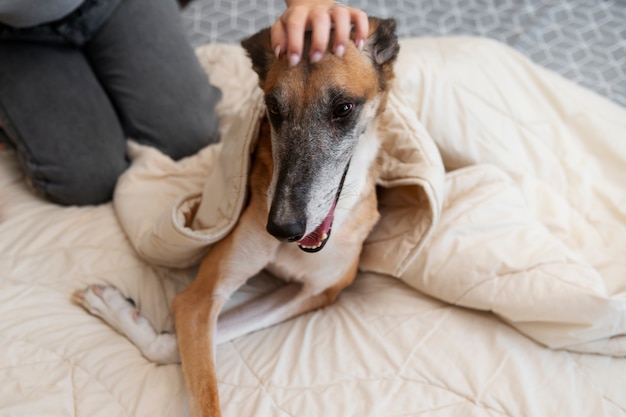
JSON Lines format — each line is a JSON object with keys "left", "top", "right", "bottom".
{"left": 297, "top": 201, "right": 336, "bottom": 252}
{"left": 296, "top": 163, "right": 349, "bottom": 253}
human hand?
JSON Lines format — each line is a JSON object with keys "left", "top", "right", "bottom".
{"left": 272, "top": 0, "right": 369, "bottom": 67}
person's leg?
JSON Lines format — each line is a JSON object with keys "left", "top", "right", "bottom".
{"left": 0, "top": 40, "right": 128, "bottom": 205}
{"left": 84, "top": 0, "right": 221, "bottom": 161}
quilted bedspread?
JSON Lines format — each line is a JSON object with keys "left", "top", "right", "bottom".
{"left": 1, "top": 37, "right": 625, "bottom": 416}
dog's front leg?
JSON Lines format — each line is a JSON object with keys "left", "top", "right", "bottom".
{"left": 173, "top": 288, "right": 223, "bottom": 417}
{"left": 172, "top": 208, "right": 276, "bottom": 417}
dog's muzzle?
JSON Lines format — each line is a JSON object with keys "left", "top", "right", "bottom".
{"left": 266, "top": 163, "right": 350, "bottom": 253}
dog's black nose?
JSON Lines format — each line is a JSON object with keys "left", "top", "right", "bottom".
{"left": 266, "top": 219, "right": 305, "bottom": 242}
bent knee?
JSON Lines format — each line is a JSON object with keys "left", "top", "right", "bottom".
{"left": 25, "top": 156, "right": 129, "bottom": 206}
{"left": 129, "top": 85, "right": 222, "bottom": 160}
{"left": 161, "top": 106, "right": 221, "bottom": 160}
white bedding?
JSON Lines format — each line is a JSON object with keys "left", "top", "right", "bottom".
{"left": 1, "top": 37, "right": 625, "bottom": 417}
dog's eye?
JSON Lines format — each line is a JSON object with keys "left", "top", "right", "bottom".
{"left": 333, "top": 102, "right": 353, "bottom": 119}
{"left": 267, "top": 102, "right": 281, "bottom": 116}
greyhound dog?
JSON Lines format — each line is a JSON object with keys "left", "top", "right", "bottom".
{"left": 74, "top": 17, "right": 399, "bottom": 417}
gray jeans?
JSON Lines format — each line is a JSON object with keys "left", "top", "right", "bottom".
{"left": 0, "top": 0, "right": 221, "bottom": 205}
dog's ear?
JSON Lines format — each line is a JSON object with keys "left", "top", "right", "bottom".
{"left": 363, "top": 17, "right": 400, "bottom": 67}
{"left": 241, "top": 27, "right": 275, "bottom": 87}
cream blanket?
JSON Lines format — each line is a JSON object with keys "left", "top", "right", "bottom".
{"left": 114, "top": 37, "right": 626, "bottom": 357}
{"left": 2, "top": 36, "right": 626, "bottom": 417}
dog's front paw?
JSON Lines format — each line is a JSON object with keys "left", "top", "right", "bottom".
{"left": 73, "top": 284, "right": 139, "bottom": 327}
{"left": 72, "top": 285, "right": 180, "bottom": 364}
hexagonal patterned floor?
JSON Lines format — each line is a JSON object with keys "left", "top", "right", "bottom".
{"left": 181, "top": 0, "right": 625, "bottom": 108}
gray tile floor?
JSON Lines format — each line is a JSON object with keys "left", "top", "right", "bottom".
{"left": 182, "top": 0, "right": 626, "bottom": 107}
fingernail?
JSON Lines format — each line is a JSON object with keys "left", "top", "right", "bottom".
{"left": 335, "top": 44, "right": 345, "bottom": 57}
{"left": 289, "top": 53, "right": 300, "bottom": 67}
{"left": 310, "top": 51, "right": 323, "bottom": 63}
{"left": 274, "top": 45, "right": 281, "bottom": 58}
{"left": 357, "top": 39, "right": 365, "bottom": 51}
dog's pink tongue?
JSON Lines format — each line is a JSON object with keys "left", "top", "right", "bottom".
{"left": 298, "top": 201, "right": 336, "bottom": 247}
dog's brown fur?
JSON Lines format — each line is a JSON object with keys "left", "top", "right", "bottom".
{"left": 172, "top": 18, "right": 399, "bottom": 417}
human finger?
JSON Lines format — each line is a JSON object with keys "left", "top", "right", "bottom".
{"left": 348, "top": 7, "right": 369, "bottom": 50}
{"left": 308, "top": 6, "right": 331, "bottom": 62}
{"left": 329, "top": 5, "right": 351, "bottom": 56}
{"left": 270, "top": 20, "right": 288, "bottom": 59}
{"left": 283, "top": 6, "right": 309, "bottom": 66}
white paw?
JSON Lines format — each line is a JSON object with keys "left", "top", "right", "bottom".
{"left": 73, "top": 285, "right": 180, "bottom": 364}
{"left": 73, "top": 285, "right": 140, "bottom": 332}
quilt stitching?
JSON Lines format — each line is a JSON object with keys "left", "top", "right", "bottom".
{"left": 564, "top": 351, "right": 626, "bottom": 413}
{"left": 446, "top": 80, "right": 618, "bottom": 251}
{"left": 259, "top": 375, "right": 515, "bottom": 416}
{"left": 0, "top": 333, "right": 132, "bottom": 417}
{"left": 228, "top": 343, "right": 296, "bottom": 417}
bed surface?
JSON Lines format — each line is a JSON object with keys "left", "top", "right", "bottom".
{"left": 2, "top": 2, "right": 626, "bottom": 417}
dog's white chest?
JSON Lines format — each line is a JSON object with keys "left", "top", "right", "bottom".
{"left": 267, "top": 239, "right": 352, "bottom": 291}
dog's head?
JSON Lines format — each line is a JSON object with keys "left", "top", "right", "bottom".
{"left": 242, "top": 17, "right": 399, "bottom": 252}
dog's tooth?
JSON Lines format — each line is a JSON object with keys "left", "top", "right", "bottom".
{"left": 321, "top": 233, "right": 328, "bottom": 240}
